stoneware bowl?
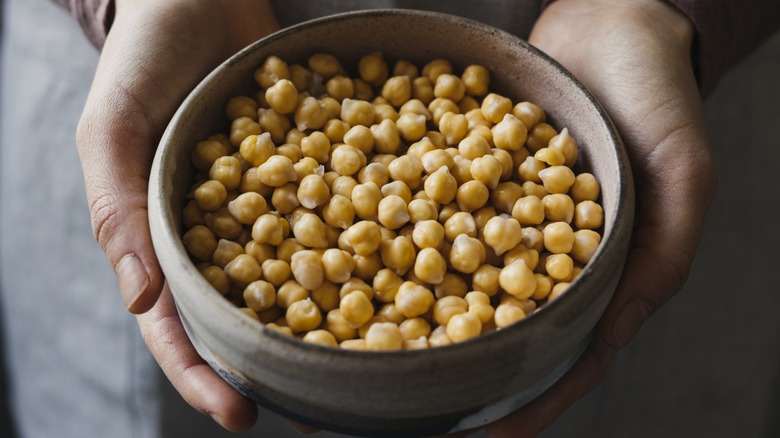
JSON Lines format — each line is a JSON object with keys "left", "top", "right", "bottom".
{"left": 149, "top": 9, "right": 634, "bottom": 437}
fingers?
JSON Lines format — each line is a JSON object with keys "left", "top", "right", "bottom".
{"left": 136, "top": 284, "right": 259, "bottom": 431}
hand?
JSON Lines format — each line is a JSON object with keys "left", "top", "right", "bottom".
{"left": 487, "top": 0, "right": 717, "bottom": 436}
{"left": 76, "top": 0, "right": 279, "bottom": 430}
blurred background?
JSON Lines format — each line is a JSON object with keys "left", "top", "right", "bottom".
{"left": 1, "top": 0, "right": 778, "bottom": 437}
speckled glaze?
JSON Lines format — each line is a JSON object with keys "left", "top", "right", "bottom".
{"left": 148, "top": 9, "right": 634, "bottom": 437}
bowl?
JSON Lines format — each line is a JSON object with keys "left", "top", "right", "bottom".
{"left": 148, "top": 9, "right": 634, "bottom": 437}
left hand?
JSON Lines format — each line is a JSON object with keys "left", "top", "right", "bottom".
{"left": 486, "top": 0, "right": 717, "bottom": 436}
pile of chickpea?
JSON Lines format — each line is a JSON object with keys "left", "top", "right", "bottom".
{"left": 180, "top": 52, "right": 604, "bottom": 351}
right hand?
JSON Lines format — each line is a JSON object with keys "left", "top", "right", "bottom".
{"left": 76, "top": 0, "right": 279, "bottom": 430}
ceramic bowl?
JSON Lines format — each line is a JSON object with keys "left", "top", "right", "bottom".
{"left": 149, "top": 9, "right": 634, "bottom": 437}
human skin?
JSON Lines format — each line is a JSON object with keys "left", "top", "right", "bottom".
{"left": 486, "top": 0, "right": 716, "bottom": 436}
{"left": 75, "top": 0, "right": 716, "bottom": 435}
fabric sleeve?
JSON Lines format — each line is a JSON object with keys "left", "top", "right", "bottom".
{"left": 541, "top": 0, "right": 780, "bottom": 97}
{"left": 51, "top": 0, "right": 114, "bottom": 49}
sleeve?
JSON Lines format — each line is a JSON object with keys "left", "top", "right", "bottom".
{"left": 541, "top": 0, "right": 780, "bottom": 97}
{"left": 51, "top": 0, "right": 114, "bottom": 49}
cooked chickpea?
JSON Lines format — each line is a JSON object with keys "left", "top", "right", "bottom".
{"left": 226, "top": 95, "right": 258, "bottom": 121}
{"left": 395, "top": 281, "right": 435, "bottom": 318}
{"left": 270, "top": 183, "right": 300, "bottom": 215}
{"left": 310, "top": 280, "right": 339, "bottom": 312}
{"left": 413, "top": 247, "right": 447, "bottom": 285}
{"left": 511, "top": 195, "right": 545, "bottom": 225}
{"left": 381, "top": 75, "right": 412, "bottom": 107}
{"left": 212, "top": 239, "right": 244, "bottom": 268}
{"left": 525, "top": 122, "right": 558, "bottom": 153}
{"left": 229, "top": 116, "right": 262, "bottom": 148}
{"left": 446, "top": 313, "right": 482, "bottom": 343}
{"left": 256, "top": 155, "right": 297, "bottom": 188}
{"left": 411, "top": 219, "right": 445, "bottom": 250}
{"left": 444, "top": 211, "right": 477, "bottom": 242}
{"left": 454, "top": 180, "right": 489, "bottom": 213}
{"left": 424, "top": 166, "right": 458, "bottom": 204}
{"left": 482, "top": 216, "right": 523, "bottom": 256}
{"left": 343, "top": 220, "right": 382, "bottom": 256}
{"left": 546, "top": 253, "right": 574, "bottom": 281}
{"left": 326, "top": 309, "right": 358, "bottom": 341}
{"left": 492, "top": 113, "right": 528, "bottom": 151}
{"left": 292, "top": 213, "right": 329, "bottom": 248}
{"left": 433, "top": 74, "right": 466, "bottom": 101}
{"left": 351, "top": 181, "right": 382, "bottom": 220}
{"left": 574, "top": 200, "right": 604, "bottom": 230}
{"left": 254, "top": 55, "right": 289, "bottom": 89}
{"left": 301, "top": 330, "right": 338, "bottom": 347}
{"left": 427, "top": 325, "right": 453, "bottom": 348}
{"left": 371, "top": 119, "right": 401, "bottom": 154}
{"left": 290, "top": 250, "right": 325, "bottom": 291}
{"left": 534, "top": 147, "right": 566, "bottom": 166}
{"left": 380, "top": 235, "right": 416, "bottom": 276}
{"left": 499, "top": 260, "right": 536, "bottom": 299}
{"left": 264, "top": 79, "right": 298, "bottom": 114}
{"left": 449, "top": 234, "right": 485, "bottom": 274}
{"left": 308, "top": 53, "right": 342, "bottom": 79}
{"left": 542, "top": 193, "right": 575, "bottom": 223}
{"left": 331, "top": 175, "right": 359, "bottom": 198}
{"left": 204, "top": 206, "right": 243, "bottom": 239}
{"left": 251, "top": 213, "right": 284, "bottom": 245}
{"left": 377, "top": 195, "right": 410, "bottom": 230}
{"left": 433, "top": 296, "right": 469, "bottom": 326}
{"left": 470, "top": 155, "right": 503, "bottom": 190}
{"left": 438, "top": 112, "right": 468, "bottom": 146}
{"left": 340, "top": 98, "right": 376, "bottom": 127}
{"left": 411, "top": 76, "right": 435, "bottom": 105}
{"left": 543, "top": 221, "right": 575, "bottom": 254}
{"left": 396, "top": 112, "right": 427, "bottom": 142}
{"left": 322, "top": 194, "right": 355, "bottom": 230}
{"left": 494, "top": 303, "right": 526, "bottom": 328}
{"left": 340, "top": 290, "right": 374, "bottom": 328}
{"left": 388, "top": 155, "right": 424, "bottom": 189}
{"left": 288, "top": 63, "right": 311, "bottom": 91}
{"left": 538, "top": 165, "right": 576, "bottom": 194}
{"left": 512, "top": 101, "right": 546, "bottom": 130}
{"left": 286, "top": 298, "right": 322, "bottom": 333}
{"left": 295, "top": 174, "right": 330, "bottom": 210}
{"left": 194, "top": 180, "right": 227, "bottom": 212}
{"left": 224, "top": 254, "right": 262, "bottom": 287}
{"left": 503, "top": 245, "right": 539, "bottom": 271}
{"left": 461, "top": 64, "right": 490, "bottom": 96}
{"left": 199, "top": 265, "right": 230, "bottom": 295}
{"left": 191, "top": 139, "right": 230, "bottom": 172}
{"left": 355, "top": 51, "right": 389, "bottom": 86}
{"left": 364, "top": 322, "right": 404, "bottom": 351}
{"left": 243, "top": 280, "right": 276, "bottom": 312}
{"left": 258, "top": 259, "right": 289, "bottom": 286}
{"left": 571, "top": 229, "right": 601, "bottom": 264}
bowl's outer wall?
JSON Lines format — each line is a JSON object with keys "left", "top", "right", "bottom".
{"left": 149, "top": 9, "right": 634, "bottom": 436}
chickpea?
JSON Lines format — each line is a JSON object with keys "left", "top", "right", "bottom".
{"left": 229, "top": 116, "right": 262, "bottom": 148}
{"left": 191, "top": 139, "right": 230, "bottom": 172}
{"left": 395, "top": 281, "right": 435, "bottom": 318}
{"left": 302, "top": 330, "right": 338, "bottom": 347}
{"left": 433, "top": 74, "right": 466, "bottom": 101}
{"left": 308, "top": 53, "right": 343, "bottom": 79}
{"left": 288, "top": 63, "right": 312, "bottom": 92}
{"left": 340, "top": 98, "right": 376, "bottom": 127}
{"left": 571, "top": 229, "right": 601, "bottom": 264}
{"left": 290, "top": 250, "right": 325, "bottom": 291}
{"left": 534, "top": 147, "right": 566, "bottom": 166}
{"left": 522, "top": 181, "right": 549, "bottom": 199}
{"left": 340, "top": 290, "right": 374, "bottom": 328}
{"left": 433, "top": 296, "right": 469, "bottom": 326}
{"left": 499, "top": 260, "right": 536, "bottom": 299}
{"left": 446, "top": 312, "right": 482, "bottom": 343}
{"left": 330, "top": 175, "right": 358, "bottom": 199}
{"left": 494, "top": 303, "right": 526, "bottom": 328}
{"left": 492, "top": 113, "right": 528, "bottom": 151}
{"left": 424, "top": 166, "right": 458, "bottom": 204}
{"left": 270, "top": 183, "right": 300, "bottom": 215}
{"left": 256, "top": 155, "right": 296, "bottom": 188}
{"left": 258, "top": 259, "right": 289, "bottom": 287}
{"left": 431, "top": 273, "right": 468, "bottom": 300}
{"left": 292, "top": 213, "right": 329, "bottom": 248}
{"left": 321, "top": 194, "right": 355, "bottom": 230}
{"left": 225, "top": 95, "right": 258, "bottom": 121}
{"left": 276, "top": 280, "right": 309, "bottom": 309}
{"left": 388, "top": 155, "right": 424, "bottom": 189}
{"left": 328, "top": 144, "right": 365, "bottom": 177}
{"left": 438, "top": 112, "right": 469, "bottom": 146}
{"left": 574, "top": 200, "right": 604, "bottom": 230}
{"left": 254, "top": 55, "right": 289, "bottom": 89}
{"left": 212, "top": 239, "right": 244, "bottom": 268}
{"left": 399, "top": 317, "right": 431, "bottom": 341}
{"left": 295, "top": 174, "right": 330, "bottom": 210}
{"left": 449, "top": 234, "right": 485, "bottom": 274}
{"left": 351, "top": 181, "right": 382, "bottom": 221}
{"left": 570, "top": 172, "right": 601, "bottom": 203}
{"left": 411, "top": 76, "right": 435, "bottom": 104}
{"left": 264, "top": 79, "right": 299, "bottom": 114}
{"left": 342, "top": 220, "right": 382, "bottom": 256}
{"left": 548, "top": 127, "right": 578, "bottom": 167}
{"left": 422, "top": 58, "right": 453, "bottom": 83}
{"left": 204, "top": 206, "right": 243, "bottom": 240}
{"left": 381, "top": 75, "right": 412, "bottom": 107}
{"left": 243, "top": 280, "right": 276, "bottom": 312}
{"left": 326, "top": 309, "right": 358, "bottom": 341}
{"left": 525, "top": 122, "right": 558, "bottom": 153}
{"left": 365, "top": 322, "right": 404, "bottom": 351}
{"left": 443, "top": 212, "right": 477, "bottom": 242}
{"left": 318, "top": 248, "right": 353, "bottom": 284}
{"left": 223, "top": 254, "right": 262, "bottom": 287}
{"left": 371, "top": 119, "right": 401, "bottom": 154}
{"left": 546, "top": 253, "right": 574, "bottom": 281}
{"left": 470, "top": 264, "right": 499, "bottom": 296}
{"left": 512, "top": 195, "right": 545, "bottom": 226}
{"left": 427, "top": 325, "right": 453, "bottom": 348}
{"left": 482, "top": 216, "right": 523, "bottom": 256}
{"left": 454, "top": 180, "right": 488, "bottom": 213}
{"left": 182, "top": 200, "right": 205, "bottom": 228}
{"left": 251, "top": 213, "right": 283, "bottom": 246}
{"left": 239, "top": 167, "right": 272, "bottom": 196}
{"left": 411, "top": 219, "right": 445, "bottom": 251}
{"left": 193, "top": 179, "right": 226, "bottom": 212}
{"left": 470, "top": 155, "right": 503, "bottom": 190}
{"left": 413, "top": 247, "right": 447, "bottom": 285}
{"left": 376, "top": 195, "right": 410, "bottom": 230}
{"left": 512, "top": 101, "right": 546, "bottom": 130}
{"left": 480, "top": 93, "right": 512, "bottom": 124}
{"left": 428, "top": 98, "right": 459, "bottom": 126}
{"left": 293, "top": 96, "right": 328, "bottom": 131}
{"left": 380, "top": 235, "right": 417, "bottom": 276}
{"left": 196, "top": 265, "right": 229, "bottom": 296}
{"left": 396, "top": 112, "right": 427, "bottom": 142}
{"left": 286, "top": 298, "right": 322, "bottom": 333}
{"left": 503, "top": 245, "right": 539, "bottom": 271}
{"left": 542, "top": 193, "right": 575, "bottom": 223}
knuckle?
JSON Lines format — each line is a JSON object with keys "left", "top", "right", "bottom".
{"left": 89, "top": 192, "right": 121, "bottom": 253}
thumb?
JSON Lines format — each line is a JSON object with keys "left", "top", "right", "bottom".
{"left": 76, "top": 88, "right": 165, "bottom": 314}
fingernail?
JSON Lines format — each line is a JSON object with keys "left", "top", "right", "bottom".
{"left": 116, "top": 254, "right": 149, "bottom": 310}
{"left": 613, "top": 298, "right": 651, "bottom": 348}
